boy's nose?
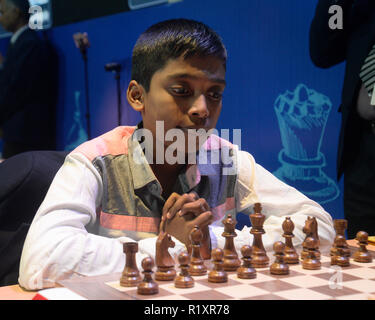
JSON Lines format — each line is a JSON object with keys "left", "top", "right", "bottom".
{"left": 189, "top": 95, "right": 209, "bottom": 119}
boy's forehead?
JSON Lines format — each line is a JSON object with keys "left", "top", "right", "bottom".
{"left": 155, "top": 55, "right": 226, "bottom": 84}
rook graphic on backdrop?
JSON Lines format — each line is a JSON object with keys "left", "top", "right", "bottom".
{"left": 64, "top": 91, "right": 88, "bottom": 151}
{"left": 273, "top": 83, "right": 339, "bottom": 205}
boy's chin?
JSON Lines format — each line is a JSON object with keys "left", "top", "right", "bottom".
{"left": 163, "top": 141, "right": 206, "bottom": 153}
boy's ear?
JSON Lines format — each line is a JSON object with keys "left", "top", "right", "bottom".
{"left": 127, "top": 80, "right": 145, "bottom": 112}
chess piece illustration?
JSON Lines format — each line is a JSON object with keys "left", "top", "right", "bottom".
{"left": 222, "top": 214, "right": 241, "bottom": 271}
{"left": 65, "top": 90, "right": 88, "bottom": 151}
{"left": 273, "top": 84, "right": 339, "bottom": 204}
{"left": 120, "top": 242, "right": 142, "bottom": 287}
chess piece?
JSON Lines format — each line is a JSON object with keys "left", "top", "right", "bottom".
{"left": 137, "top": 257, "right": 159, "bottom": 295}
{"left": 270, "top": 241, "right": 289, "bottom": 275}
{"left": 165, "top": 210, "right": 195, "bottom": 249}
{"left": 331, "top": 235, "right": 350, "bottom": 267}
{"left": 174, "top": 251, "right": 194, "bottom": 288}
{"left": 330, "top": 219, "right": 351, "bottom": 258}
{"left": 249, "top": 203, "right": 269, "bottom": 268}
{"left": 353, "top": 231, "right": 373, "bottom": 263}
{"left": 208, "top": 248, "right": 228, "bottom": 283}
{"left": 222, "top": 214, "right": 241, "bottom": 271}
{"left": 164, "top": 209, "right": 211, "bottom": 260}
{"left": 155, "top": 231, "right": 177, "bottom": 281}
{"left": 237, "top": 245, "right": 257, "bottom": 279}
{"left": 120, "top": 242, "right": 142, "bottom": 287}
{"left": 282, "top": 217, "right": 299, "bottom": 264}
{"left": 189, "top": 226, "right": 207, "bottom": 276}
{"left": 301, "top": 216, "right": 320, "bottom": 260}
{"left": 302, "top": 237, "right": 321, "bottom": 270}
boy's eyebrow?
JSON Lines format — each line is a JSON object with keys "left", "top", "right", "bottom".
{"left": 166, "top": 73, "right": 226, "bottom": 85}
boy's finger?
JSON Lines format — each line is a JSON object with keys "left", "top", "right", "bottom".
{"left": 188, "top": 191, "right": 199, "bottom": 201}
{"left": 180, "top": 198, "right": 210, "bottom": 216}
{"left": 162, "top": 192, "right": 180, "bottom": 217}
{"left": 191, "top": 211, "right": 214, "bottom": 228}
{"left": 168, "top": 193, "right": 196, "bottom": 219}
{"left": 159, "top": 215, "right": 166, "bottom": 233}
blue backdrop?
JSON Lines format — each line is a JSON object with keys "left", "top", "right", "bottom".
{"left": 0, "top": 0, "right": 346, "bottom": 224}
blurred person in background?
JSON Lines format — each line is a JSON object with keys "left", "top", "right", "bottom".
{"left": 0, "top": 0, "right": 58, "bottom": 159}
{"left": 310, "top": 0, "right": 375, "bottom": 237}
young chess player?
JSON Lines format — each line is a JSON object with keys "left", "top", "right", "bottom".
{"left": 19, "top": 19, "right": 335, "bottom": 290}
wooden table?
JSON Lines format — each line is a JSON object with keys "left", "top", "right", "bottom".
{"left": 0, "top": 284, "right": 36, "bottom": 300}
{"left": 1, "top": 240, "right": 374, "bottom": 300}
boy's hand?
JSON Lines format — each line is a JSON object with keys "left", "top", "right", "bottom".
{"left": 163, "top": 192, "right": 210, "bottom": 220}
{"left": 162, "top": 192, "right": 213, "bottom": 259}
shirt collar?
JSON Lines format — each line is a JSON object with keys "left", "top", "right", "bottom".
{"left": 128, "top": 128, "right": 158, "bottom": 190}
{"left": 127, "top": 123, "right": 202, "bottom": 193}
{"left": 10, "top": 25, "right": 29, "bottom": 45}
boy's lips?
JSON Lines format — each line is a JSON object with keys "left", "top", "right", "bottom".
{"left": 176, "top": 126, "right": 210, "bottom": 131}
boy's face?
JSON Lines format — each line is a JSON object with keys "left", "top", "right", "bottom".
{"left": 135, "top": 54, "right": 226, "bottom": 155}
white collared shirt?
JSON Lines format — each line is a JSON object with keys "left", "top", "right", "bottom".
{"left": 18, "top": 126, "right": 336, "bottom": 290}
{"left": 10, "top": 25, "right": 29, "bottom": 45}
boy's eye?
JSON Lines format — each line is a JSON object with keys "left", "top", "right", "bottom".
{"left": 170, "top": 86, "right": 190, "bottom": 95}
{"left": 207, "top": 91, "right": 223, "bottom": 101}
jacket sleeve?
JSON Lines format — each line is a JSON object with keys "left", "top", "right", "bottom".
{"left": 209, "top": 151, "right": 335, "bottom": 252}
{"left": 309, "top": 0, "right": 354, "bottom": 68}
{"left": 18, "top": 152, "right": 186, "bottom": 290}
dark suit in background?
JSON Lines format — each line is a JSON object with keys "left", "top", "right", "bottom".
{"left": 0, "top": 28, "right": 58, "bottom": 159}
{"left": 0, "top": 150, "right": 67, "bottom": 286}
{"left": 310, "top": 0, "right": 375, "bottom": 237}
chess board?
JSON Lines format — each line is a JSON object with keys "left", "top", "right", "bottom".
{"left": 58, "top": 243, "right": 375, "bottom": 300}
